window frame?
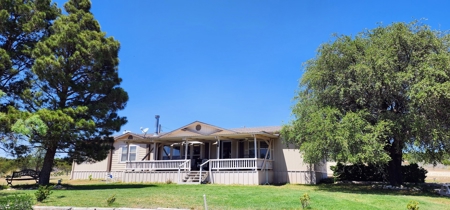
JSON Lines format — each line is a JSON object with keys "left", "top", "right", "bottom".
{"left": 120, "top": 144, "right": 137, "bottom": 162}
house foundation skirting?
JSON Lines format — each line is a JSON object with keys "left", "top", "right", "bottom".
{"left": 122, "top": 171, "right": 179, "bottom": 183}
{"left": 272, "top": 171, "right": 328, "bottom": 184}
{"left": 71, "top": 170, "right": 327, "bottom": 185}
{"left": 208, "top": 170, "right": 273, "bottom": 185}
{"left": 71, "top": 171, "right": 122, "bottom": 180}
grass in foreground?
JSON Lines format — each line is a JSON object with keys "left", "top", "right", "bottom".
{"left": 0, "top": 180, "right": 449, "bottom": 210}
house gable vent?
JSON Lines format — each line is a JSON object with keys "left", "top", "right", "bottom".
{"left": 195, "top": 124, "right": 201, "bottom": 131}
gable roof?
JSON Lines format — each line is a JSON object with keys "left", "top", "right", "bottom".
{"left": 114, "top": 121, "right": 281, "bottom": 142}
{"left": 114, "top": 132, "right": 146, "bottom": 140}
{"left": 157, "top": 121, "right": 238, "bottom": 138}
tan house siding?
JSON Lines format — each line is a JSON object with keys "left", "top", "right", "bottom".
{"left": 111, "top": 140, "right": 148, "bottom": 171}
{"left": 273, "top": 139, "right": 311, "bottom": 172}
{"left": 111, "top": 141, "right": 126, "bottom": 171}
{"left": 73, "top": 158, "right": 108, "bottom": 171}
{"left": 271, "top": 137, "right": 326, "bottom": 184}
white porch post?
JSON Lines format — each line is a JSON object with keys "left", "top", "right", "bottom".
{"left": 216, "top": 137, "right": 220, "bottom": 172}
{"left": 253, "top": 135, "right": 257, "bottom": 171}
{"left": 217, "top": 137, "right": 220, "bottom": 159}
{"left": 253, "top": 135, "right": 257, "bottom": 159}
{"left": 184, "top": 138, "right": 188, "bottom": 160}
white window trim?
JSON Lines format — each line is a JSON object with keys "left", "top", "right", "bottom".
{"left": 120, "top": 144, "right": 138, "bottom": 163}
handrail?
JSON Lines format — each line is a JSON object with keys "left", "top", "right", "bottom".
{"left": 207, "top": 158, "right": 273, "bottom": 170}
{"left": 199, "top": 159, "right": 211, "bottom": 184}
{"left": 126, "top": 160, "right": 188, "bottom": 171}
{"left": 177, "top": 160, "right": 191, "bottom": 183}
{"left": 128, "top": 160, "right": 188, "bottom": 162}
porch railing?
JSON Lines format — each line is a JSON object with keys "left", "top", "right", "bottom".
{"left": 126, "top": 159, "right": 273, "bottom": 171}
{"left": 199, "top": 159, "right": 211, "bottom": 184}
{"left": 126, "top": 160, "right": 189, "bottom": 171}
{"left": 210, "top": 158, "right": 273, "bottom": 170}
{"left": 177, "top": 160, "right": 191, "bottom": 183}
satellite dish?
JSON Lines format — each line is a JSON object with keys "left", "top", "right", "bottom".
{"left": 140, "top": 127, "right": 149, "bottom": 136}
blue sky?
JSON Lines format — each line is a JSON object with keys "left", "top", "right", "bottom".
{"left": 51, "top": 0, "right": 450, "bottom": 135}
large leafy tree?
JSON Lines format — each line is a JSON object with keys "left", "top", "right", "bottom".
{"left": 282, "top": 22, "right": 450, "bottom": 185}
{"left": 14, "top": 0, "right": 128, "bottom": 185}
{"left": 0, "top": 0, "right": 59, "bottom": 154}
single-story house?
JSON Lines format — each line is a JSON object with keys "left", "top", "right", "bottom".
{"left": 71, "top": 120, "right": 327, "bottom": 185}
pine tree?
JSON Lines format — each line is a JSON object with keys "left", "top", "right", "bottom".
{"left": 15, "top": 0, "right": 128, "bottom": 185}
{"left": 0, "top": 0, "right": 59, "bottom": 155}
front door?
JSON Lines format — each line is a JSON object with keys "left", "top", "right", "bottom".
{"left": 191, "top": 144, "right": 201, "bottom": 169}
{"left": 221, "top": 141, "right": 232, "bottom": 159}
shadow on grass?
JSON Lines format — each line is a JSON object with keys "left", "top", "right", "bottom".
{"left": 312, "top": 183, "right": 443, "bottom": 198}
{"left": 3, "top": 183, "right": 158, "bottom": 191}
{"left": 65, "top": 183, "right": 158, "bottom": 190}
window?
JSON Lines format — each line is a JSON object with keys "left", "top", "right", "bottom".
{"left": 121, "top": 146, "right": 128, "bottom": 162}
{"left": 172, "top": 146, "right": 181, "bottom": 160}
{"left": 162, "top": 146, "right": 171, "bottom": 160}
{"left": 248, "top": 141, "right": 256, "bottom": 158}
{"left": 129, "top": 146, "right": 136, "bottom": 161}
{"left": 260, "top": 141, "right": 269, "bottom": 159}
{"left": 121, "top": 145, "right": 137, "bottom": 162}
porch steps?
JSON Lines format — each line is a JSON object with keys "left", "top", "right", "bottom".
{"left": 181, "top": 171, "right": 208, "bottom": 184}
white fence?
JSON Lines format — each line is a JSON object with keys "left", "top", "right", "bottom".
{"left": 209, "top": 158, "right": 273, "bottom": 170}
{"left": 126, "top": 160, "right": 190, "bottom": 171}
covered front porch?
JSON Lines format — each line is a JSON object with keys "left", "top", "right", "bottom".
{"left": 125, "top": 135, "right": 275, "bottom": 172}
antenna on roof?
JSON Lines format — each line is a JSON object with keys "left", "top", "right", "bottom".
{"left": 154, "top": 115, "right": 160, "bottom": 136}
{"left": 140, "top": 127, "right": 149, "bottom": 137}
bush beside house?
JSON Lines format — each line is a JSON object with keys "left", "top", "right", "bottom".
{"left": 331, "top": 163, "right": 427, "bottom": 183}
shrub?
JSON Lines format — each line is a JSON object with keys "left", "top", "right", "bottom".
{"left": 35, "top": 185, "right": 53, "bottom": 202}
{"left": 402, "top": 164, "right": 427, "bottom": 183}
{"left": 106, "top": 194, "right": 116, "bottom": 206}
{"left": 407, "top": 200, "right": 419, "bottom": 210}
{"left": 0, "top": 194, "right": 34, "bottom": 210}
{"left": 331, "top": 163, "right": 386, "bottom": 182}
{"left": 319, "top": 177, "right": 334, "bottom": 184}
{"left": 166, "top": 179, "right": 173, "bottom": 184}
{"left": 331, "top": 163, "right": 427, "bottom": 183}
{"left": 299, "top": 193, "right": 310, "bottom": 209}
{"left": 88, "top": 174, "right": 92, "bottom": 181}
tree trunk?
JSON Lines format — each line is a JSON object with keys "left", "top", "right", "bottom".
{"left": 39, "top": 146, "right": 57, "bottom": 185}
{"left": 387, "top": 139, "right": 403, "bottom": 185}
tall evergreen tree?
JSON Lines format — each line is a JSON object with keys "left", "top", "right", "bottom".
{"left": 282, "top": 22, "right": 450, "bottom": 185}
{"left": 0, "top": 0, "right": 59, "bottom": 155}
{"left": 14, "top": 0, "right": 128, "bottom": 185}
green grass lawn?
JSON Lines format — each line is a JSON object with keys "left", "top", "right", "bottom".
{"left": 1, "top": 181, "right": 449, "bottom": 209}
